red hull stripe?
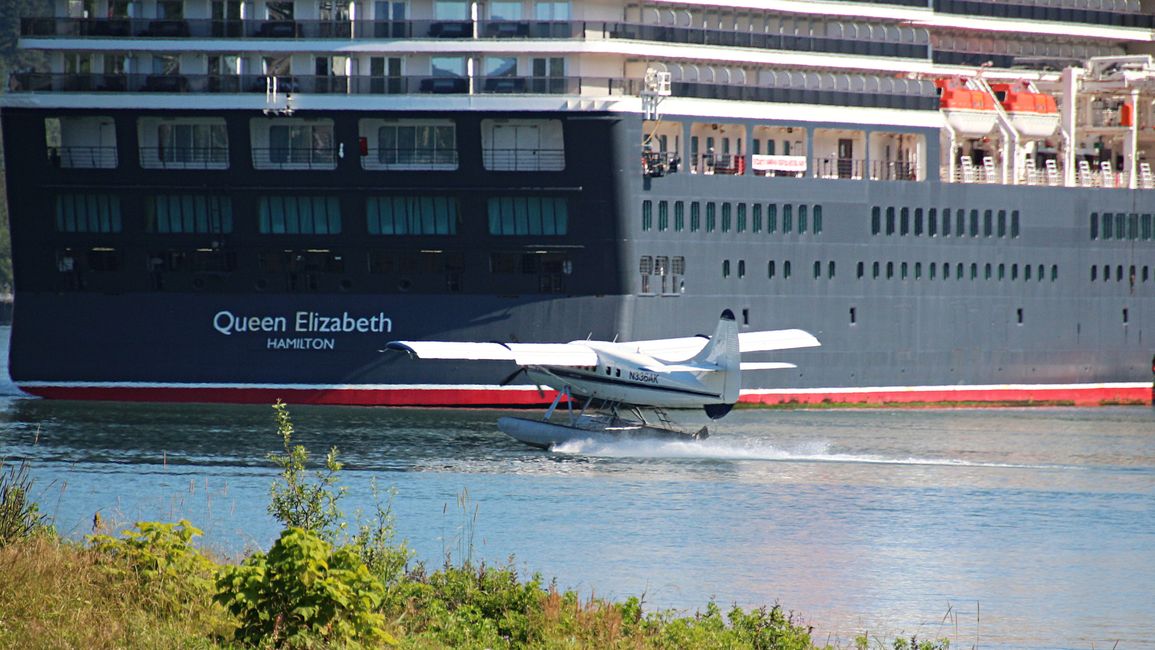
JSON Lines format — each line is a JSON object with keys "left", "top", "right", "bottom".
{"left": 14, "top": 382, "right": 1152, "bottom": 407}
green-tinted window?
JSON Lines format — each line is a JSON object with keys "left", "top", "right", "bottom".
{"left": 1011, "top": 210, "right": 1020, "bottom": 238}
{"left": 55, "top": 194, "right": 123, "bottom": 233}
{"left": 783, "top": 204, "right": 793, "bottom": 234}
{"left": 721, "top": 203, "right": 731, "bottom": 232}
{"left": 752, "top": 204, "right": 762, "bottom": 232}
{"left": 798, "top": 205, "right": 808, "bottom": 234}
{"left": 690, "top": 202, "right": 701, "bottom": 232}
{"left": 1116, "top": 213, "right": 1127, "bottom": 240}
{"left": 658, "top": 201, "right": 669, "bottom": 231}
{"left": 997, "top": 209, "right": 1007, "bottom": 237}
{"left": 970, "top": 209, "right": 980, "bottom": 237}
{"left": 783, "top": 260, "right": 792, "bottom": 278}
{"left": 956, "top": 209, "right": 965, "bottom": 236}
{"left": 767, "top": 204, "right": 777, "bottom": 233}
{"left": 928, "top": 208, "right": 937, "bottom": 236}
{"left": 768, "top": 260, "right": 776, "bottom": 278}
{"left": 900, "top": 207, "right": 909, "bottom": 236}
{"left": 983, "top": 209, "right": 993, "bottom": 237}
{"left": 736, "top": 203, "right": 746, "bottom": 232}
{"left": 914, "top": 208, "right": 923, "bottom": 236}
{"left": 813, "top": 205, "right": 822, "bottom": 233}
{"left": 675, "top": 201, "right": 685, "bottom": 231}
{"left": 368, "top": 196, "right": 459, "bottom": 235}
{"left": 813, "top": 260, "right": 821, "bottom": 279}
{"left": 871, "top": 206, "right": 880, "bottom": 235}
{"left": 147, "top": 195, "right": 232, "bottom": 233}
{"left": 886, "top": 207, "right": 895, "bottom": 235}
{"left": 642, "top": 200, "right": 653, "bottom": 231}
{"left": 260, "top": 196, "right": 342, "bottom": 234}
{"left": 1129, "top": 213, "right": 1139, "bottom": 240}
{"left": 485, "top": 196, "right": 566, "bottom": 235}
{"left": 1142, "top": 214, "right": 1152, "bottom": 240}
{"left": 706, "top": 202, "right": 717, "bottom": 232}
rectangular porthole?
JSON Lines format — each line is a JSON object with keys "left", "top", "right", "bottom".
{"left": 849, "top": 306, "right": 857, "bottom": 325}
{"left": 1017, "top": 308, "right": 1023, "bottom": 325}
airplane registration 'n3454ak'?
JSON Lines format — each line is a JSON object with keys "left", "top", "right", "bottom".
{"left": 386, "top": 310, "right": 820, "bottom": 449}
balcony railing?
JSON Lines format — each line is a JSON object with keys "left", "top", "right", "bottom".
{"left": 139, "top": 146, "right": 229, "bottom": 169}
{"left": 251, "top": 147, "right": 337, "bottom": 170}
{"left": 361, "top": 148, "right": 459, "bottom": 170}
{"left": 482, "top": 148, "right": 566, "bottom": 172}
{"left": 47, "top": 146, "right": 118, "bottom": 168}
{"left": 8, "top": 72, "right": 611, "bottom": 96}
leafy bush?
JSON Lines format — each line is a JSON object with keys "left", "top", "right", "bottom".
{"left": 89, "top": 519, "right": 217, "bottom": 615}
{"left": 215, "top": 526, "right": 394, "bottom": 648}
{"left": 0, "top": 460, "right": 51, "bottom": 547}
{"left": 267, "top": 400, "right": 346, "bottom": 536}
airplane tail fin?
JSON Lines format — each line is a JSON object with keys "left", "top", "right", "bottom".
{"left": 692, "top": 309, "right": 740, "bottom": 418}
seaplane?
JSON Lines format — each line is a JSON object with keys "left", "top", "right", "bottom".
{"left": 385, "top": 310, "right": 820, "bottom": 449}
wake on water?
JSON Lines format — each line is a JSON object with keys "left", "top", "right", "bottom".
{"left": 550, "top": 436, "right": 1046, "bottom": 469}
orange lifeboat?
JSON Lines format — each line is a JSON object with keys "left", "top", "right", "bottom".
{"left": 989, "top": 81, "right": 1059, "bottom": 137}
{"left": 936, "top": 78, "right": 997, "bottom": 137}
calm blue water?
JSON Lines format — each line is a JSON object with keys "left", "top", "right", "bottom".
{"left": 1, "top": 327, "right": 1153, "bottom": 649}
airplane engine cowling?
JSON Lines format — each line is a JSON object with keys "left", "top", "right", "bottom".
{"left": 704, "top": 403, "right": 733, "bottom": 419}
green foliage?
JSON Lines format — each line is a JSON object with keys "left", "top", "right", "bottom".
{"left": 267, "top": 400, "right": 346, "bottom": 537}
{"left": 215, "top": 526, "right": 394, "bottom": 648}
{"left": 347, "top": 481, "right": 412, "bottom": 587}
{"left": 892, "top": 636, "right": 949, "bottom": 650}
{"left": 391, "top": 561, "right": 545, "bottom": 647}
{"left": 0, "top": 460, "right": 51, "bottom": 546}
{"left": 88, "top": 519, "right": 216, "bottom": 615}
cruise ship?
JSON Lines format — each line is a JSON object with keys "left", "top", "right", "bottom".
{"left": 2, "top": 0, "right": 1154, "bottom": 406}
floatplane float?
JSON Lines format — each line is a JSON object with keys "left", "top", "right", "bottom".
{"left": 386, "top": 310, "right": 820, "bottom": 449}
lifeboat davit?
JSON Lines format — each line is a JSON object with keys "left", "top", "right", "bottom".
{"left": 936, "top": 78, "right": 998, "bottom": 137}
{"left": 989, "top": 81, "right": 1060, "bottom": 138}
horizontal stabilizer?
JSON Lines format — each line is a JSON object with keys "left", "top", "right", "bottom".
{"left": 386, "top": 341, "right": 598, "bottom": 366}
{"left": 738, "top": 329, "right": 821, "bottom": 353}
{"left": 740, "top": 361, "right": 797, "bottom": 371}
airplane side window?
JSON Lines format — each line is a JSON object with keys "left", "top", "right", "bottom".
{"left": 605, "top": 366, "right": 611, "bottom": 376}
{"left": 616, "top": 368, "right": 621, "bottom": 377}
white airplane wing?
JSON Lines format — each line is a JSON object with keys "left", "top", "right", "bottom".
{"left": 386, "top": 341, "right": 598, "bottom": 366}
{"left": 619, "top": 329, "right": 820, "bottom": 361}
{"left": 740, "top": 361, "right": 798, "bottom": 370}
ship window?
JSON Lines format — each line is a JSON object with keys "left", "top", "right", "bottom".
{"left": 767, "top": 204, "right": 777, "bottom": 233}
{"left": 871, "top": 206, "right": 881, "bottom": 235}
{"left": 798, "top": 205, "right": 807, "bottom": 234}
{"left": 146, "top": 195, "right": 233, "bottom": 233}
{"left": 885, "top": 207, "right": 895, "bottom": 235}
{"left": 481, "top": 119, "right": 565, "bottom": 171}
{"left": 658, "top": 201, "right": 669, "bottom": 232}
{"left": 736, "top": 203, "right": 746, "bottom": 232}
{"left": 826, "top": 260, "right": 834, "bottom": 279}
{"left": 376, "top": 123, "right": 457, "bottom": 169}
{"left": 970, "top": 263, "right": 978, "bottom": 280}
{"left": 900, "top": 262, "right": 907, "bottom": 280}
{"left": 998, "top": 263, "right": 1005, "bottom": 280}
{"left": 1011, "top": 210, "right": 1020, "bottom": 238}
{"left": 752, "top": 204, "right": 762, "bottom": 233}
{"left": 259, "top": 196, "right": 342, "bottom": 234}
{"left": 1116, "top": 214, "right": 1127, "bottom": 240}
{"left": 956, "top": 209, "right": 965, "bottom": 236}
{"left": 1101, "top": 264, "right": 1109, "bottom": 282}
{"left": 1102, "top": 212, "right": 1113, "bottom": 239}
{"left": 1091, "top": 266, "right": 1098, "bottom": 282}
{"left": 150, "top": 248, "right": 237, "bottom": 273}
{"left": 1129, "top": 213, "right": 1139, "bottom": 240}
{"left": 640, "top": 255, "right": 654, "bottom": 293}
{"left": 983, "top": 210, "right": 993, "bottom": 237}
{"left": 1025, "top": 264, "right": 1032, "bottom": 281}
{"left": 768, "top": 260, "right": 776, "bottom": 279}
{"left": 1011, "top": 263, "right": 1018, "bottom": 280}
{"left": 141, "top": 120, "right": 228, "bottom": 169}
{"left": 675, "top": 201, "right": 685, "bottom": 232}
{"left": 813, "top": 260, "right": 821, "bottom": 279}
{"left": 984, "top": 263, "right": 992, "bottom": 280}
{"left": 260, "top": 122, "right": 336, "bottom": 170}
{"left": 690, "top": 202, "right": 701, "bottom": 232}
{"left": 723, "top": 260, "right": 731, "bottom": 278}
{"left": 783, "top": 204, "right": 793, "bottom": 234}
{"left": 721, "top": 203, "right": 731, "bottom": 233}
{"left": 642, "top": 200, "right": 653, "bottom": 231}
{"left": 55, "top": 194, "right": 123, "bottom": 233}
{"left": 783, "top": 260, "right": 792, "bottom": 279}
{"left": 914, "top": 262, "right": 921, "bottom": 280}
{"left": 1091, "top": 212, "right": 1099, "bottom": 239}
{"left": 900, "top": 207, "right": 909, "bottom": 236}
{"left": 872, "top": 261, "right": 879, "bottom": 279}
{"left": 369, "top": 196, "right": 459, "bottom": 235}
{"left": 489, "top": 251, "right": 569, "bottom": 292}
{"left": 1018, "top": 308, "right": 1024, "bottom": 325}
{"left": 857, "top": 261, "right": 864, "bottom": 279}
{"left": 928, "top": 209, "right": 938, "bottom": 237}
{"left": 929, "top": 262, "right": 936, "bottom": 280}
{"left": 956, "top": 263, "right": 963, "bottom": 280}
{"left": 970, "top": 209, "right": 979, "bottom": 237}
{"left": 1144, "top": 266, "right": 1150, "bottom": 282}
{"left": 1142, "top": 214, "right": 1152, "bottom": 240}
{"left": 886, "top": 261, "right": 894, "bottom": 279}
{"left": 706, "top": 202, "right": 717, "bottom": 232}
{"left": 738, "top": 260, "right": 746, "bottom": 278}
{"left": 1117, "top": 265, "right": 1124, "bottom": 282}
{"left": 914, "top": 208, "right": 923, "bottom": 236}
{"left": 941, "top": 208, "right": 951, "bottom": 236}
{"left": 1051, "top": 265, "right": 1058, "bottom": 281}
{"left": 998, "top": 210, "right": 1007, "bottom": 237}
{"left": 486, "top": 197, "right": 567, "bottom": 235}
{"left": 813, "top": 206, "right": 822, "bottom": 234}
{"left": 849, "top": 307, "right": 856, "bottom": 324}
{"left": 1123, "top": 308, "right": 1129, "bottom": 324}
